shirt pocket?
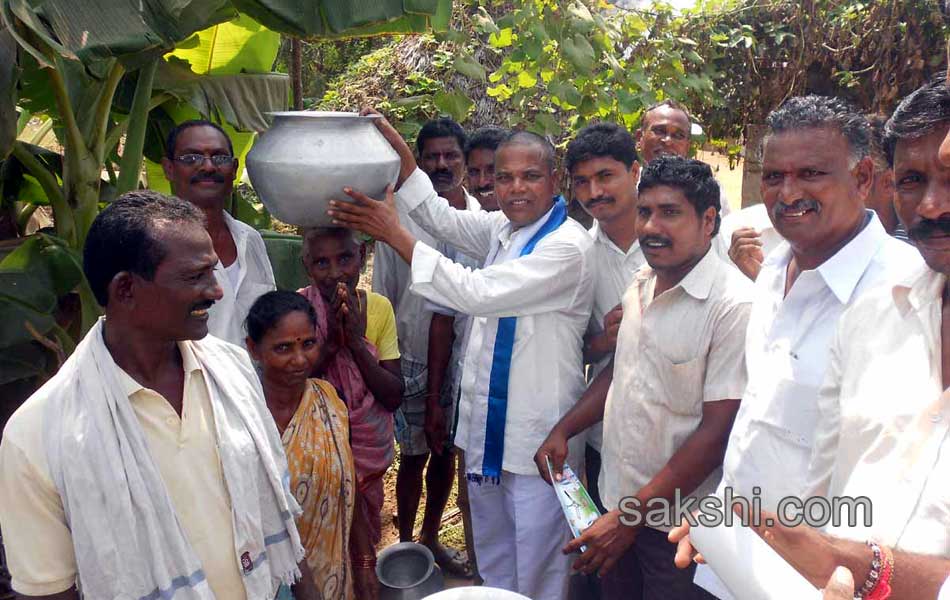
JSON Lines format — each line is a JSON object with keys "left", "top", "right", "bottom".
{"left": 654, "top": 352, "right": 706, "bottom": 416}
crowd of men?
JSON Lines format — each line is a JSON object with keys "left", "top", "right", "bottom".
{"left": 1, "top": 74, "right": 950, "bottom": 600}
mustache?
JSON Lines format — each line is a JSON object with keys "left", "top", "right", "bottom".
{"left": 585, "top": 195, "right": 615, "bottom": 207}
{"left": 909, "top": 216, "right": 950, "bottom": 241}
{"left": 640, "top": 235, "right": 672, "bottom": 247}
{"left": 772, "top": 198, "right": 821, "bottom": 218}
{"left": 190, "top": 172, "right": 225, "bottom": 184}
{"left": 431, "top": 169, "right": 454, "bottom": 179}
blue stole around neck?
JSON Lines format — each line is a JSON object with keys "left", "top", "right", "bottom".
{"left": 479, "top": 196, "right": 568, "bottom": 481}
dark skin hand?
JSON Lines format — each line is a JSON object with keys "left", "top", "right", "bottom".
{"left": 584, "top": 303, "right": 623, "bottom": 364}
{"left": 669, "top": 507, "right": 950, "bottom": 599}
{"left": 562, "top": 399, "right": 740, "bottom": 576}
{"left": 728, "top": 227, "right": 765, "bottom": 281}
{"left": 338, "top": 283, "right": 404, "bottom": 412}
{"left": 425, "top": 312, "right": 456, "bottom": 456}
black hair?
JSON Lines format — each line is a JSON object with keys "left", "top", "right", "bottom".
{"left": 565, "top": 122, "right": 639, "bottom": 173}
{"left": 884, "top": 76, "right": 950, "bottom": 166}
{"left": 83, "top": 190, "right": 205, "bottom": 307}
{"left": 416, "top": 117, "right": 467, "bottom": 157}
{"left": 497, "top": 130, "right": 557, "bottom": 171}
{"left": 245, "top": 290, "right": 318, "bottom": 344}
{"left": 867, "top": 113, "right": 890, "bottom": 169}
{"left": 638, "top": 155, "right": 721, "bottom": 235}
{"left": 766, "top": 95, "right": 870, "bottom": 161}
{"left": 164, "top": 119, "right": 234, "bottom": 159}
{"left": 640, "top": 99, "right": 692, "bottom": 129}
{"left": 464, "top": 126, "right": 508, "bottom": 161}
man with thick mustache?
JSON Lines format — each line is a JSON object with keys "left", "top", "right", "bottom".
{"left": 161, "top": 120, "right": 275, "bottom": 346}
{"left": 535, "top": 156, "right": 752, "bottom": 600}
{"left": 330, "top": 114, "right": 594, "bottom": 600}
{"left": 0, "top": 191, "right": 319, "bottom": 600}
{"left": 685, "top": 95, "right": 921, "bottom": 599}
{"left": 465, "top": 126, "right": 507, "bottom": 211}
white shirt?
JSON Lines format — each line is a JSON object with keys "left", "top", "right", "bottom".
{"left": 600, "top": 248, "right": 752, "bottom": 526}
{"left": 584, "top": 221, "right": 646, "bottom": 451}
{"left": 806, "top": 263, "right": 949, "bottom": 555}
{"left": 207, "top": 213, "right": 276, "bottom": 346}
{"left": 397, "top": 168, "right": 595, "bottom": 476}
{"left": 372, "top": 192, "right": 443, "bottom": 365}
{"left": 425, "top": 191, "right": 484, "bottom": 399}
{"left": 696, "top": 211, "right": 923, "bottom": 597}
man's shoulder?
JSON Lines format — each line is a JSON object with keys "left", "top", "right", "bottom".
{"left": 2, "top": 366, "right": 71, "bottom": 457}
{"left": 191, "top": 334, "right": 255, "bottom": 373}
{"left": 840, "top": 261, "right": 931, "bottom": 335}
{"left": 366, "top": 290, "right": 395, "bottom": 314}
{"left": 859, "top": 234, "right": 925, "bottom": 293}
{"left": 549, "top": 218, "right": 595, "bottom": 250}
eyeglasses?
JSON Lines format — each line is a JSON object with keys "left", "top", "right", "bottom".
{"left": 174, "top": 154, "right": 237, "bottom": 168}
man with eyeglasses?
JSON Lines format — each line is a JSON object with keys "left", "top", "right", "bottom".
{"left": 162, "top": 120, "right": 276, "bottom": 346}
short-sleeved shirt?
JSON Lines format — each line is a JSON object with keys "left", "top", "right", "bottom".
{"left": 364, "top": 290, "right": 400, "bottom": 361}
{"left": 0, "top": 342, "right": 247, "bottom": 599}
{"left": 600, "top": 247, "right": 753, "bottom": 528}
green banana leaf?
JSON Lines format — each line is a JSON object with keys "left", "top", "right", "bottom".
{"left": 229, "top": 0, "right": 451, "bottom": 38}
{"left": 143, "top": 14, "right": 284, "bottom": 193}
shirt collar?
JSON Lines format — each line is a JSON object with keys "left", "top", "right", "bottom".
{"left": 765, "top": 210, "right": 889, "bottom": 305}
{"left": 894, "top": 261, "right": 945, "bottom": 315}
{"left": 223, "top": 211, "right": 250, "bottom": 254}
{"left": 114, "top": 341, "right": 203, "bottom": 399}
{"left": 463, "top": 189, "right": 482, "bottom": 212}
{"left": 633, "top": 245, "right": 719, "bottom": 301}
{"left": 815, "top": 211, "right": 888, "bottom": 304}
{"left": 590, "top": 221, "right": 641, "bottom": 257}
{"left": 498, "top": 199, "right": 558, "bottom": 247}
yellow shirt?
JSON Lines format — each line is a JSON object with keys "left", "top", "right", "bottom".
{"left": 364, "top": 290, "right": 400, "bottom": 361}
{"left": 0, "top": 342, "right": 247, "bottom": 599}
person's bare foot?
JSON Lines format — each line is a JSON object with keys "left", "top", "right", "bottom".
{"left": 422, "top": 540, "right": 473, "bottom": 578}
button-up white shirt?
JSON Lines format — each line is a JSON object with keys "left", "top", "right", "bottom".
{"left": 207, "top": 213, "right": 276, "bottom": 346}
{"left": 696, "top": 211, "right": 923, "bottom": 597}
{"left": 584, "top": 222, "right": 646, "bottom": 452}
{"left": 397, "top": 168, "right": 594, "bottom": 476}
{"left": 600, "top": 248, "right": 753, "bottom": 525}
{"left": 806, "top": 263, "right": 949, "bottom": 556}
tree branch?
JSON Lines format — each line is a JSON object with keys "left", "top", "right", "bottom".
{"left": 92, "top": 60, "right": 126, "bottom": 164}
{"left": 11, "top": 141, "right": 70, "bottom": 239}
{"left": 104, "top": 92, "right": 174, "bottom": 156}
{"left": 116, "top": 59, "right": 158, "bottom": 194}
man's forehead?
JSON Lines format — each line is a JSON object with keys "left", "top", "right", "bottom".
{"left": 175, "top": 126, "right": 230, "bottom": 153}
{"left": 421, "top": 136, "right": 463, "bottom": 154}
{"left": 644, "top": 106, "right": 690, "bottom": 128}
{"left": 495, "top": 143, "right": 551, "bottom": 171}
{"left": 763, "top": 126, "right": 849, "bottom": 163}
{"left": 639, "top": 184, "right": 687, "bottom": 205}
{"left": 894, "top": 125, "right": 950, "bottom": 169}
{"left": 152, "top": 221, "right": 216, "bottom": 266}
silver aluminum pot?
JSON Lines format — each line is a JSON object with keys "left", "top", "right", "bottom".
{"left": 376, "top": 542, "right": 445, "bottom": 600}
{"left": 245, "top": 111, "right": 400, "bottom": 228}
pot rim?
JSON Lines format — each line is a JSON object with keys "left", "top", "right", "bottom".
{"left": 265, "top": 110, "right": 381, "bottom": 121}
{"left": 375, "top": 541, "right": 437, "bottom": 589}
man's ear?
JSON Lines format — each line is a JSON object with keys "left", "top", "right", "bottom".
{"left": 703, "top": 206, "right": 718, "bottom": 237}
{"left": 108, "top": 271, "right": 136, "bottom": 308}
{"left": 852, "top": 156, "right": 875, "bottom": 206}
{"left": 630, "top": 160, "right": 641, "bottom": 183}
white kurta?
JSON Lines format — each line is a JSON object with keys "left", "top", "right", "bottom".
{"left": 695, "top": 211, "right": 923, "bottom": 598}
{"left": 807, "top": 263, "right": 950, "bottom": 556}
{"left": 207, "top": 213, "right": 276, "bottom": 346}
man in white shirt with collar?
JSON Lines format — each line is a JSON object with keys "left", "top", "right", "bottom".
{"left": 566, "top": 122, "right": 644, "bottom": 514}
{"left": 329, "top": 114, "right": 594, "bottom": 600}
{"left": 161, "top": 120, "right": 275, "bottom": 346}
{"left": 674, "top": 95, "right": 920, "bottom": 599}
{"left": 536, "top": 156, "right": 752, "bottom": 600}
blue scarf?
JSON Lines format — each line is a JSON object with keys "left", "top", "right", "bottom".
{"left": 480, "top": 196, "right": 568, "bottom": 480}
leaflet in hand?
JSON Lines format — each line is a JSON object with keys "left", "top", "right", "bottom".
{"left": 546, "top": 456, "right": 601, "bottom": 549}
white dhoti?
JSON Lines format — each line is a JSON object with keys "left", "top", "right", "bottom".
{"left": 468, "top": 471, "right": 572, "bottom": 600}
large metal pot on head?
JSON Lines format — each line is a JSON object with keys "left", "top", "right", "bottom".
{"left": 376, "top": 542, "right": 445, "bottom": 600}
{"left": 245, "top": 111, "right": 400, "bottom": 228}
